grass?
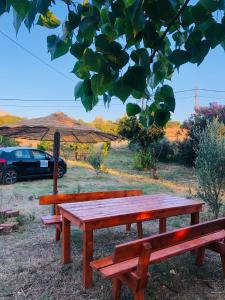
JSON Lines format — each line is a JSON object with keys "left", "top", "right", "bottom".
{"left": 0, "top": 146, "right": 224, "bottom": 299}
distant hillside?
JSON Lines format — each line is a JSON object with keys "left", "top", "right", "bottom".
{"left": 0, "top": 115, "right": 25, "bottom": 125}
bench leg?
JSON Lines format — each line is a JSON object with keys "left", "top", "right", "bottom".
{"left": 62, "top": 217, "right": 71, "bottom": 264}
{"left": 196, "top": 247, "right": 205, "bottom": 266}
{"left": 134, "top": 290, "right": 145, "bottom": 300}
{"left": 82, "top": 230, "right": 93, "bottom": 289}
{"left": 137, "top": 222, "right": 143, "bottom": 239}
{"left": 55, "top": 225, "right": 61, "bottom": 241}
{"left": 112, "top": 278, "right": 122, "bottom": 300}
{"left": 220, "top": 254, "right": 225, "bottom": 277}
{"left": 126, "top": 224, "right": 131, "bottom": 231}
{"left": 159, "top": 218, "right": 167, "bottom": 233}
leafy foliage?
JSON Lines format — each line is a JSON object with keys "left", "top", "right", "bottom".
{"left": 194, "top": 120, "right": 225, "bottom": 218}
{"left": 181, "top": 102, "right": 225, "bottom": 165}
{"left": 2, "top": 0, "right": 225, "bottom": 125}
{"left": 87, "top": 149, "right": 104, "bottom": 175}
{"left": 118, "top": 116, "right": 164, "bottom": 152}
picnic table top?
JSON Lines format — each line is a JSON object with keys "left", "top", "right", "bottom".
{"left": 58, "top": 194, "right": 204, "bottom": 226}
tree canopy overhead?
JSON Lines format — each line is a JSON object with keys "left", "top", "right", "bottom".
{"left": 1, "top": 0, "right": 225, "bottom": 127}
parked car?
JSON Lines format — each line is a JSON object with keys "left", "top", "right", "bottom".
{"left": 0, "top": 147, "right": 67, "bottom": 184}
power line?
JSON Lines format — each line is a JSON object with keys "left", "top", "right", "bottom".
{"left": 0, "top": 29, "right": 75, "bottom": 83}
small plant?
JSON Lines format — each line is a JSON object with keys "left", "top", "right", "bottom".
{"left": 87, "top": 150, "right": 104, "bottom": 175}
{"left": 102, "top": 141, "right": 111, "bottom": 158}
{"left": 194, "top": 119, "right": 225, "bottom": 218}
{"left": 133, "top": 151, "right": 158, "bottom": 179}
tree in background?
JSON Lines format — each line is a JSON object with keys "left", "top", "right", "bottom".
{"left": 118, "top": 116, "right": 164, "bottom": 178}
{"left": 91, "top": 116, "right": 118, "bottom": 134}
{"left": 194, "top": 119, "right": 225, "bottom": 218}
{"left": 1, "top": 1, "right": 225, "bottom": 127}
{"left": 179, "top": 102, "right": 225, "bottom": 165}
{"left": 0, "top": 136, "right": 19, "bottom": 147}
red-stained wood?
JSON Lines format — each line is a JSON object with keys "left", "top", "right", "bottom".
{"left": 62, "top": 217, "right": 71, "bottom": 264}
{"left": 159, "top": 218, "right": 167, "bottom": 233}
{"left": 41, "top": 215, "right": 62, "bottom": 225}
{"left": 137, "top": 222, "right": 143, "bottom": 239}
{"left": 91, "top": 219, "right": 225, "bottom": 299}
{"left": 82, "top": 230, "right": 93, "bottom": 288}
{"left": 59, "top": 194, "right": 204, "bottom": 289}
{"left": 39, "top": 189, "right": 143, "bottom": 205}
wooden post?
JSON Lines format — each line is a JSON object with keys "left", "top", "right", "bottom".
{"left": 62, "top": 216, "right": 71, "bottom": 264}
{"left": 52, "top": 130, "right": 60, "bottom": 215}
{"left": 159, "top": 218, "right": 167, "bottom": 233}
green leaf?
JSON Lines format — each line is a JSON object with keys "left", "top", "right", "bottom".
{"left": 112, "top": 78, "right": 132, "bottom": 102}
{"left": 126, "top": 103, "right": 141, "bottom": 116}
{"left": 36, "top": 0, "right": 52, "bottom": 15}
{"left": 154, "top": 108, "right": 171, "bottom": 127}
{"left": 70, "top": 43, "right": 86, "bottom": 59}
{"left": 47, "top": 35, "right": 70, "bottom": 60}
{"left": 74, "top": 79, "right": 98, "bottom": 111}
{"left": 101, "top": 22, "right": 116, "bottom": 39}
{"left": 79, "top": 15, "right": 99, "bottom": 40}
{"left": 123, "top": 66, "right": 146, "bottom": 92}
{"left": 83, "top": 48, "right": 102, "bottom": 72}
{"left": 95, "top": 34, "right": 111, "bottom": 51}
{"left": 37, "top": 10, "right": 60, "bottom": 28}
{"left": 181, "top": 6, "right": 194, "bottom": 27}
{"left": 13, "top": 8, "right": 23, "bottom": 34}
{"left": 103, "top": 50, "right": 129, "bottom": 70}
{"left": 185, "top": 29, "right": 203, "bottom": 51}
{"left": 67, "top": 11, "right": 80, "bottom": 30}
{"left": 91, "top": 71, "right": 113, "bottom": 95}
{"left": 205, "top": 23, "right": 225, "bottom": 48}
{"left": 111, "top": 0, "right": 125, "bottom": 18}
{"left": 191, "top": 3, "right": 209, "bottom": 23}
{"left": 127, "top": 0, "right": 145, "bottom": 35}
{"left": 168, "top": 49, "right": 191, "bottom": 67}
{"left": 72, "top": 60, "right": 90, "bottom": 79}
{"left": 9, "top": 0, "right": 31, "bottom": 19}
{"left": 0, "top": 0, "right": 11, "bottom": 16}
{"left": 189, "top": 40, "right": 210, "bottom": 65}
{"left": 199, "top": 0, "right": 219, "bottom": 12}
{"left": 155, "top": 85, "right": 175, "bottom": 112}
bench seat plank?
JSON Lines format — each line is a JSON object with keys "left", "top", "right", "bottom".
{"left": 41, "top": 215, "right": 62, "bottom": 225}
{"left": 91, "top": 230, "right": 225, "bottom": 279}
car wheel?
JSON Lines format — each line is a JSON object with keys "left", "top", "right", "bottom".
{"left": 58, "top": 166, "right": 65, "bottom": 178}
{"left": 3, "top": 169, "right": 18, "bottom": 184}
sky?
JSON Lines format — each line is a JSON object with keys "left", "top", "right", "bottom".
{"left": 0, "top": 2, "right": 225, "bottom": 122}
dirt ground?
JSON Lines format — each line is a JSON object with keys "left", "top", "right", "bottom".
{"left": 0, "top": 148, "right": 225, "bottom": 300}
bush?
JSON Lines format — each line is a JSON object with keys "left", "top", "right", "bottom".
{"left": 133, "top": 151, "right": 158, "bottom": 179}
{"left": 0, "top": 136, "right": 19, "bottom": 147}
{"left": 87, "top": 151, "right": 104, "bottom": 175}
{"left": 194, "top": 120, "right": 225, "bottom": 218}
{"left": 180, "top": 102, "right": 225, "bottom": 166}
{"left": 152, "top": 138, "right": 177, "bottom": 162}
{"left": 101, "top": 141, "right": 111, "bottom": 158}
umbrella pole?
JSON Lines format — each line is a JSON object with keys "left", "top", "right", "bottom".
{"left": 52, "top": 130, "right": 60, "bottom": 215}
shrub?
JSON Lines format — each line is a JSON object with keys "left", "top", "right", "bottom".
{"left": 0, "top": 136, "right": 19, "bottom": 147}
{"left": 194, "top": 120, "right": 225, "bottom": 218}
{"left": 133, "top": 151, "right": 158, "bottom": 179}
{"left": 87, "top": 151, "right": 104, "bottom": 175}
{"left": 101, "top": 141, "right": 111, "bottom": 158}
{"left": 152, "top": 138, "right": 177, "bottom": 162}
{"left": 180, "top": 102, "right": 225, "bottom": 165}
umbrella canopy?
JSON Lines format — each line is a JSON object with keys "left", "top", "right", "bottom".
{"left": 0, "top": 112, "right": 117, "bottom": 143}
{"left": 0, "top": 112, "right": 117, "bottom": 199}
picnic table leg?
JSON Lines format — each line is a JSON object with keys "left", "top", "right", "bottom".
{"left": 190, "top": 212, "right": 200, "bottom": 255}
{"left": 62, "top": 216, "right": 71, "bottom": 264}
{"left": 191, "top": 211, "right": 200, "bottom": 225}
{"left": 159, "top": 218, "right": 167, "bottom": 233}
{"left": 137, "top": 222, "right": 143, "bottom": 238}
{"left": 82, "top": 229, "right": 93, "bottom": 289}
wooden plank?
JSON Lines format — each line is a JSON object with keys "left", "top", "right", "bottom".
{"left": 39, "top": 189, "right": 142, "bottom": 205}
{"left": 41, "top": 215, "right": 62, "bottom": 225}
{"left": 62, "top": 217, "right": 71, "bottom": 264}
{"left": 112, "top": 218, "right": 225, "bottom": 263}
{"left": 82, "top": 230, "right": 94, "bottom": 289}
{"left": 99, "top": 230, "right": 225, "bottom": 278}
{"left": 159, "top": 218, "right": 167, "bottom": 233}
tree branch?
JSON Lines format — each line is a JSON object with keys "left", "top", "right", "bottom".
{"left": 149, "top": 0, "right": 191, "bottom": 62}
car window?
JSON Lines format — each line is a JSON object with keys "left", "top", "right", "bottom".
{"left": 14, "top": 149, "right": 31, "bottom": 159}
{"left": 32, "top": 150, "right": 47, "bottom": 160}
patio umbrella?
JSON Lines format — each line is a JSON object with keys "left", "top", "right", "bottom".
{"left": 0, "top": 112, "right": 117, "bottom": 195}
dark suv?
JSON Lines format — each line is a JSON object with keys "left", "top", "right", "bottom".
{"left": 0, "top": 147, "right": 67, "bottom": 184}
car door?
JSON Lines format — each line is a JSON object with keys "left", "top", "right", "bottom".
{"left": 12, "top": 149, "right": 33, "bottom": 176}
{"left": 31, "top": 149, "right": 51, "bottom": 175}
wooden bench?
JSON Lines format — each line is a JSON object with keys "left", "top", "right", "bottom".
{"left": 91, "top": 217, "right": 225, "bottom": 300}
{"left": 39, "top": 189, "right": 143, "bottom": 241}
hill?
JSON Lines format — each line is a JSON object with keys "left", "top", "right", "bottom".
{"left": 0, "top": 114, "right": 25, "bottom": 125}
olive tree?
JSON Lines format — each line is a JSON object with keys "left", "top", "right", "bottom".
{"left": 195, "top": 119, "right": 225, "bottom": 218}
{"left": 1, "top": 0, "right": 225, "bottom": 126}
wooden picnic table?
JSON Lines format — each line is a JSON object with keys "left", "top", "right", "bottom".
{"left": 58, "top": 193, "right": 204, "bottom": 289}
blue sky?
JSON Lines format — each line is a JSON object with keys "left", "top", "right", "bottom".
{"left": 0, "top": 2, "right": 225, "bottom": 122}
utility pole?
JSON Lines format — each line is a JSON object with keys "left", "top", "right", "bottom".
{"left": 194, "top": 86, "right": 198, "bottom": 111}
